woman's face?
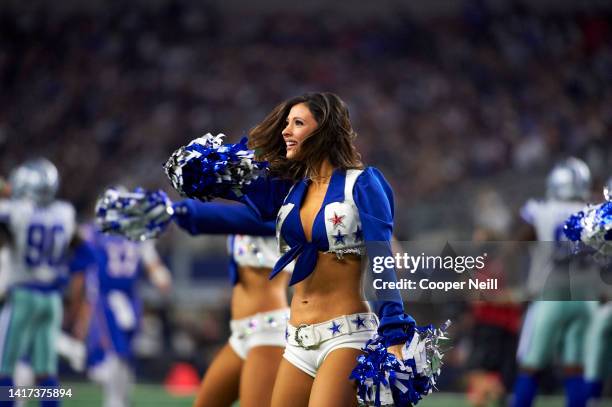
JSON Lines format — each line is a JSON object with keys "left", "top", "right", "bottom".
{"left": 282, "top": 103, "right": 318, "bottom": 160}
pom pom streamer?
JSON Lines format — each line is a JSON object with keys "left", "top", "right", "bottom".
{"left": 95, "top": 187, "right": 174, "bottom": 241}
{"left": 164, "top": 133, "right": 267, "bottom": 202}
{"left": 350, "top": 320, "right": 451, "bottom": 407}
{"left": 564, "top": 190, "right": 612, "bottom": 259}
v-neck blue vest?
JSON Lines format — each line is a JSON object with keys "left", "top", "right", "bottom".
{"left": 271, "top": 168, "right": 374, "bottom": 285}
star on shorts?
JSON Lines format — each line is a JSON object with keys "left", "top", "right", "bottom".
{"left": 351, "top": 315, "right": 366, "bottom": 329}
{"left": 329, "top": 321, "right": 342, "bottom": 335}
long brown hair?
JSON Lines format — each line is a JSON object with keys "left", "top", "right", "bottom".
{"left": 248, "top": 92, "right": 363, "bottom": 181}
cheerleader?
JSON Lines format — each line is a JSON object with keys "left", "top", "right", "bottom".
{"left": 203, "top": 92, "right": 416, "bottom": 406}
{"left": 170, "top": 201, "right": 292, "bottom": 407}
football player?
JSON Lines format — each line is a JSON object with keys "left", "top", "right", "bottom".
{"left": 513, "top": 158, "right": 597, "bottom": 407}
{"left": 68, "top": 217, "right": 171, "bottom": 407}
{"left": 0, "top": 158, "right": 93, "bottom": 407}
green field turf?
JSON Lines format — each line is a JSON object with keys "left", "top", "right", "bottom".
{"left": 20, "top": 383, "right": 612, "bottom": 406}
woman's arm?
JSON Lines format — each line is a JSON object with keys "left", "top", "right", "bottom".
{"left": 172, "top": 200, "right": 277, "bottom": 236}
{"left": 233, "top": 176, "right": 294, "bottom": 221}
{"left": 354, "top": 167, "right": 415, "bottom": 345}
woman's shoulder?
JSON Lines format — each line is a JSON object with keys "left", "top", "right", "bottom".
{"left": 353, "top": 166, "right": 392, "bottom": 189}
{"left": 350, "top": 166, "right": 394, "bottom": 208}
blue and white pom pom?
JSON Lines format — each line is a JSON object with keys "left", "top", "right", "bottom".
{"left": 564, "top": 186, "right": 612, "bottom": 258}
{"left": 164, "top": 133, "right": 267, "bottom": 202}
{"left": 95, "top": 187, "right": 174, "bottom": 241}
{"left": 351, "top": 320, "right": 450, "bottom": 407}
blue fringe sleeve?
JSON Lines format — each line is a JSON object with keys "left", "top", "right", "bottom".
{"left": 237, "top": 176, "right": 294, "bottom": 221}
{"left": 354, "top": 167, "right": 415, "bottom": 345}
{"left": 172, "top": 200, "right": 276, "bottom": 236}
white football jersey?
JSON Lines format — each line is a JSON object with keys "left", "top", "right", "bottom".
{"left": 520, "top": 198, "right": 587, "bottom": 294}
{"left": 521, "top": 199, "right": 586, "bottom": 242}
{"left": 0, "top": 198, "right": 76, "bottom": 288}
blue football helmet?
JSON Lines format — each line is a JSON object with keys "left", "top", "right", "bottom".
{"left": 546, "top": 157, "right": 591, "bottom": 201}
{"left": 9, "top": 158, "right": 59, "bottom": 205}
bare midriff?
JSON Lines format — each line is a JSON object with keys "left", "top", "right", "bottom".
{"left": 291, "top": 173, "right": 370, "bottom": 326}
{"left": 289, "top": 252, "right": 369, "bottom": 326}
{"left": 231, "top": 265, "right": 290, "bottom": 320}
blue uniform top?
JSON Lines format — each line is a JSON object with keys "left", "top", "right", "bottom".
{"left": 71, "top": 224, "right": 146, "bottom": 297}
{"left": 235, "top": 167, "right": 414, "bottom": 343}
{"left": 172, "top": 200, "right": 278, "bottom": 285}
{"left": 71, "top": 225, "right": 153, "bottom": 364}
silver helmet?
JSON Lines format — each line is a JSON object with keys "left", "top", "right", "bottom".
{"left": 546, "top": 157, "right": 591, "bottom": 201}
{"left": 9, "top": 158, "right": 59, "bottom": 205}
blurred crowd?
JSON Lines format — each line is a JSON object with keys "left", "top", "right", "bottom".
{"left": 1, "top": 1, "right": 612, "bottom": 397}
{"left": 0, "top": 1, "right": 611, "bottom": 230}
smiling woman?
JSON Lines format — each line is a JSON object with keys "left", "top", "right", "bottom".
{"left": 161, "top": 92, "right": 427, "bottom": 406}
{"left": 282, "top": 103, "right": 316, "bottom": 160}
{"left": 248, "top": 93, "right": 363, "bottom": 182}
{"left": 234, "top": 92, "right": 416, "bottom": 407}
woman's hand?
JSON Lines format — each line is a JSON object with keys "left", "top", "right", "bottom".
{"left": 387, "top": 343, "right": 405, "bottom": 361}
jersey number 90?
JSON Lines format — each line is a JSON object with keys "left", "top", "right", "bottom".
{"left": 25, "top": 223, "right": 66, "bottom": 267}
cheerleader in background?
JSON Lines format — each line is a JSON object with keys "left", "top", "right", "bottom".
{"left": 168, "top": 201, "right": 292, "bottom": 407}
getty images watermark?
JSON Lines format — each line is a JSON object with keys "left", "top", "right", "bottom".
{"left": 371, "top": 252, "right": 496, "bottom": 291}
{"left": 364, "top": 241, "right": 611, "bottom": 302}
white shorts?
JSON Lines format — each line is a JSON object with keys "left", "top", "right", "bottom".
{"left": 283, "top": 313, "right": 378, "bottom": 378}
{"left": 228, "top": 308, "right": 289, "bottom": 360}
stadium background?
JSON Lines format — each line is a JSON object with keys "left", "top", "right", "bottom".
{"left": 0, "top": 0, "right": 611, "bottom": 405}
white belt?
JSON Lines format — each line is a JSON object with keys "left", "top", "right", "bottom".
{"left": 286, "top": 313, "right": 378, "bottom": 349}
{"left": 230, "top": 308, "right": 289, "bottom": 340}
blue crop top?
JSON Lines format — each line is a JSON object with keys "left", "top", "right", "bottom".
{"left": 272, "top": 168, "right": 379, "bottom": 284}
{"left": 237, "top": 166, "right": 415, "bottom": 343}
